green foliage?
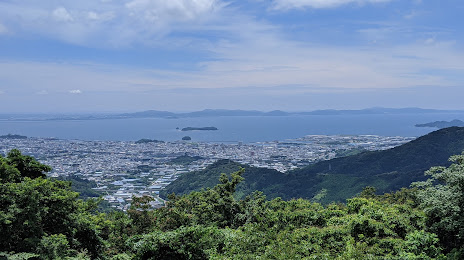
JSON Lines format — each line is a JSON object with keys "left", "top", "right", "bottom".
{"left": 157, "top": 169, "right": 245, "bottom": 230}
{"left": 6, "top": 149, "right": 52, "bottom": 180}
{"left": 0, "top": 157, "right": 21, "bottom": 183}
{"left": 110, "top": 253, "right": 133, "bottom": 260}
{"left": 37, "top": 234, "right": 70, "bottom": 259}
{"left": 127, "top": 196, "right": 157, "bottom": 234}
{"left": 0, "top": 177, "right": 78, "bottom": 252}
{"left": 128, "top": 226, "right": 226, "bottom": 259}
{"left": 151, "top": 167, "right": 445, "bottom": 259}
{"left": 0, "top": 150, "right": 105, "bottom": 259}
{"left": 105, "top": 211, "right": 134, "bottom": 255}
{"left": 359, "top": 186, "right": 377, "bottom": 199}
{"left": 401, "top": 230, "right": 441, "bottom": 259}
{"left": 0, "top": 252, "right": 40, "bottom": 259}
{"left": 414, "top": 154, "right": 464, "bottom": 254}
{"left": 0, "top": 149, "right": 51, "bottom": 183}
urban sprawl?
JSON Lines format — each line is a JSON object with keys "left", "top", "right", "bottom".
{"left": 0, "top": 135, "right": 415, "bottom": 211}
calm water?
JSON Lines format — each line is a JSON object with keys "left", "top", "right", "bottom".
{"left": 1, "top": 114, "right": 463, "bottom": 142}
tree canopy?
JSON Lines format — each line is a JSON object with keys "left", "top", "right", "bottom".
{"left": 1, "top": 149, "right": 464, "bottom": 259}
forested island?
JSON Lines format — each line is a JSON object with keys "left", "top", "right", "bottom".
{"left": 135, "top": 138, "right": 164, "bottom": 144}
{"left": 0, "top": 134, "right": 27, "bottom": 139}
{"left": 181, "top": 126, "right": 218, "bottom": 131}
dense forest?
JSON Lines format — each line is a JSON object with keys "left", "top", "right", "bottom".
{"left": 1, "top": 147, "right": 464, "bottom": 259}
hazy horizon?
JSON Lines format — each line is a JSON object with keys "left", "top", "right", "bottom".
{"left": 1, "top": 106, "right": 464, "bottom": 116}
{"left": 0, "top": 1, "right": 463, "bottom": 113}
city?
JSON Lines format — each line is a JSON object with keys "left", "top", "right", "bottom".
{"left": 0, "top": 135, "right": 415, "bottom": 211}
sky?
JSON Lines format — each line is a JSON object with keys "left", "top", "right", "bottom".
{"left": 0, "top": 0, "right": 463, "bottom": 113}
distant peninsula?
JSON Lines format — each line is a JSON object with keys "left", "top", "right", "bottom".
{"left": 415, "top": 119, "right": 464, "bottom": 129}
{"left": 181, "top": 127, "right": 218, "bottom": 131}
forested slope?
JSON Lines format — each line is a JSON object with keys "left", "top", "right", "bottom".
{"left": 163, "top": 127, "right": 464, "bottom": 203}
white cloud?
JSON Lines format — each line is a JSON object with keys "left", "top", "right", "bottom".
{"left": 69, "top": 89, "right": 82, "bottom": 94}
{"left": 271, "top": 0, "right": 393, "bottom": 10}
{"left": 424, "top": 37, "right": 435, "bottom": 45}
{"left": 125, "top": 0, "right": 218, "bottom": 22}
{"left": 87, "top": 11, "right": 115, "bottom": 22}
{"left": 52, "top": 7, "right": 73, "bottom": 22}
{"left": 404, "top": 10, "right": 420, "bottom": 19}
{"left": 0, "top": 0, "right": 222, "bottom": 47}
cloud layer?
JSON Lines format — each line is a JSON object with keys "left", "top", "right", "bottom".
{"left": 0, "top": 0, "right": 463, "bottom": 112}
{"left": 0, "top": 0, "right": 222, "bottom": 47}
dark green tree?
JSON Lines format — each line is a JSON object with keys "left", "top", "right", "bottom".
{"left": 0, "top": 150, "right": 104, "bottom": 258}
{"left": 128, "top": 195, "right": 157, "bottom": 234}
{"left": 4, "top": 149, "right": 51, "bottom": 180}
{"left": 0, "top": 156, "right": 21, "bottom": 183}
{"left": 159, "top": 169, "right": 245, "bottom": 229}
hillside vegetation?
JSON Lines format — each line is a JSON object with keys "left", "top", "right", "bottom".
{"left": 163, "top": 127, "right": 464, "bottom": 203}
{"left": 2, "top": 149, "right": 464, "bottom": 258}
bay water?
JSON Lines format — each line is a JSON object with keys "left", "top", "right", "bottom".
{"left": 1, "top": 113, "right": 463, "bottom": 142}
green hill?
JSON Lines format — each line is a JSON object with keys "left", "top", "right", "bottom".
{"left": 55, "top": 174, "right": 103, "bottom": 199}
{"left": 160, "top": 160, "right": 288, "bottom": 200}
{"left": 162, "top": 127, "right": 464, "bottom": 203}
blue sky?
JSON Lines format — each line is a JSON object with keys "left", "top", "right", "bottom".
{"left": 0, "top": 0, "right": 463, "bottom": 113}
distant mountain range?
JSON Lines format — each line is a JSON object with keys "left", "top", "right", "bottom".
{"left": 0, "top": 107, "right": 462, "bottom": 121}
{"left": 161, "top": 127, "right": 464, "bottom": 204}
{"left": 102, "top": 107, "right": 464, "bottom": 119}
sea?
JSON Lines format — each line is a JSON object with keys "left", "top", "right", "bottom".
{"left": 1, "top": 113, "right": 463, "bottom": 143}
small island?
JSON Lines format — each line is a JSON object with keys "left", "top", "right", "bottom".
{"left": 182, "top": 136, "right": 192, "bottom": 141}
{"left": 135, "top": 138, "right": 164, "bottom": 144}
{"left": 0, "top": 134, "right": 27, "bottom": 139}
{"left": 415, "top": 119, "right": 464, "bottom": 129}
{"left": 181, "top": 126, "right": 218, "bottom": 131}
